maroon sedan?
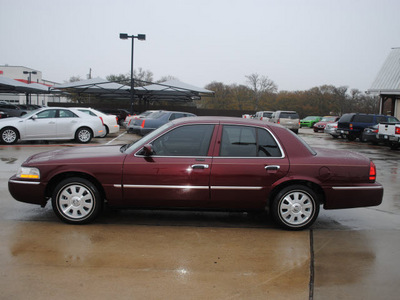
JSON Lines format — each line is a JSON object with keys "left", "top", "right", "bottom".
{"left": 8, "top": 116, "right": 383, "bottom": 230}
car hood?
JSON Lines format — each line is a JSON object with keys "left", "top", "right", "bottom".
{"left": 24, "top": 144, "right": 127, "bottom": 165}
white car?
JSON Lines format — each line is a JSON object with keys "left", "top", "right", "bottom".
{"left": 75, "top": 107, "right": 120, "bottom": 136}
{"left": 0, "top": 107, "right": 105, "bottom": 144}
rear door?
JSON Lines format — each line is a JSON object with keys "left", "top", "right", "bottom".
{"left": 56, "top": 109, "right": 80, "bottom": 138}
{"left": 210, "top": 124, "right": 290, "bottom": 210}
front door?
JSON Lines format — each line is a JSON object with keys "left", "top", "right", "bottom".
{"left": 122, "top": 124, "right": 216, "bottom": 208}
{"left": 24, "top": 109, "right": 57, "bottom": 139}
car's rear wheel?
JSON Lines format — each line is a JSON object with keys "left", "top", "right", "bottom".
{"left": 75, "top": 127, "right": 93, "bottom": 143}
{"left": 0, "top": 127, "right": 18, "bottom": 144}
{"left": 271, "top": 185, "right": 319, "bottom": 230}
{"left": 52, "top": 177, "right": 102, "bottom": 224}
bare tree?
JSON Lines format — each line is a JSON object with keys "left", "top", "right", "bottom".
{"left": 245, "top": 73, "right": 278, "bottom": 110}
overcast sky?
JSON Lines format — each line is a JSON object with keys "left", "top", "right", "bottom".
{"left": 1, "top": 0, "right": 400, "bottom": 92}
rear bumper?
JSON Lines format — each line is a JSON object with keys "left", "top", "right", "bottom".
{"left": 128, "top": 126, "right": 155, "bottom": 136}
{"left": 323, "top": 182, "right": 383, "bottom": 209}
{"left": 378, "top": 134, "right": 400, "bottom": 144}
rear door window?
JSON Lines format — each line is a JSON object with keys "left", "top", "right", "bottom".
{"left": 220, "top": 125, "right": 282, "bottom": 157}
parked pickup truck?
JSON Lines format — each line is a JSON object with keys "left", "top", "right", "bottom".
{"left": 378, "top": 122, "right": 400, "bottom": 149}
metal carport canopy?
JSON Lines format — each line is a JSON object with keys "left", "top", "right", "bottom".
{"left": 135, "top": 79, "right": 214, "bottom": 101}
{"left": 0, "top": 76, "right": 52, "bottom": 94}
{"left": 52, "top": 77, "right": 130, "bottom": 98}
{"left": 51, "top": 78, "right": 214, "bottom": 101}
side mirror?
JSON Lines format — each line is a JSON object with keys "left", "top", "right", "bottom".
{"left": 142, "top": 144, "right": 154, "bottom": 156}
{"left": 31, "top": 115, "right": 37, "bottom": 120}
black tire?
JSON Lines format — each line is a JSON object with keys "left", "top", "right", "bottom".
{"left": 75, "top": 127, "right": 93, "bottom": 143}
{"left": 347, "top": 134, "right": 357, "bottom": 141}
{"left": 52, "top": 177, "right": 103, "bottom": 224}
{"left": 271, "top": 185, "right": 320, "bottom": 230}
{"left": 360, "top": 133, "right": 367, "bottom": 143}
{"left": 0, "top": 127, "right": 19, "bottom": 144}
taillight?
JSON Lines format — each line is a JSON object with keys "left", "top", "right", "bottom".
{"left": 99, "top": 117, "right": 104, "bottom": 126}
{"left": 372, "top": 129, "right": 378, "bottom": 133}
{"left": 128, "top": 119, "right": 132, "bottom": 126}
{"left": 349, "top": 123, "right": 353, "bottom": 130}
{"left": 116, "top": 117, "right": 118, "bottom": 123}
{"left": 277, "top": 118, "right": 280, "bottom": 124}
{"left": 369, "top": 161, "right": 376, "bottom": 182}
{"left": 141, "top": 120, "right": 145, "bottom": 128}
{"left": 260, "top": 117, "right": 263, "bottom": 120}
{"left": 395, "top": 127, "right": 400, "bottom": 135}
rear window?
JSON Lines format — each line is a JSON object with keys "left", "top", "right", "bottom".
{"left": 387, "top": 116, "right": 400, "bottom": 123}
{"left": 352, "top": 115, "right": 373, "bottom": 123}
{"left": 148, "top": 111, "right": 165, "bottom": 119}
{"left": 280, "top": 112, "right": 299, "bottom": 119}
{"left": 263, "top": 112, "right": 272, "bottom": 117}
{"left": 338, "top": 114, "right": 353, "bottom": 123}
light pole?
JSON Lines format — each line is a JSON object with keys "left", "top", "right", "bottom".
{"left": 23, "top": 70, "right": 37, "bottom": 105}
{"left": 119, "top": 33, "right": 146, "bottom": 113}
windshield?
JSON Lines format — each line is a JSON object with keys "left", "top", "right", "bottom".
{"left": 123, "top": 121, "right": 175, "bottom": 154}
{"left": 18, "top": 109, "right": 41, "bottom": 119}
{"left": 320, "top": 117, "right": 336, "bottom": 122}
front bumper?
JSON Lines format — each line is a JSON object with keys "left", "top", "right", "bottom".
{"left": 8, "top": 176, "right": 48, "bottom": 207}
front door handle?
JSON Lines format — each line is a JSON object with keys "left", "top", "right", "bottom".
{"left": 265, "top": 165, "right": 280, "bottom": 171}
{"left": 191, "top": 164, "right": 209, "bottom": 169}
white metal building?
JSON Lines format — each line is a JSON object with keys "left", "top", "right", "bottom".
{"left": 0, "top": 65, "right": 67, "bottom": 105}
{"left": 368, "top": 48, "right": 400, "bottom": 120}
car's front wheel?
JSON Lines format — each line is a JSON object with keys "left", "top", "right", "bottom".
{"left": 271, "top": 185, "right": 320, "bottom": 230}
{"left": 52, "top": 177, "right": 103, "bottom": 224}
{"left": 75, "top": 127, "right": 93, "bottom": 143}
{"left": 0, "top": 127, "right": 19, "bottom": 144}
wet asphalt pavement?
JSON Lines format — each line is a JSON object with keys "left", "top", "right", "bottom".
{"left": 0, "top": 128, "right": 399, "bottom": 299}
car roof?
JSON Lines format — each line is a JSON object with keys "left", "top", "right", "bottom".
{"left": 171, "top": 116, "right": 281, "bottom": 128}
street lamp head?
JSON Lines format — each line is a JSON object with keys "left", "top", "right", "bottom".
{"left": 137, "top": 34, "right": 146, "bottom": 41}
{"left": 23, "top": 71, "right": 28, "bottom": 74}
{"left": 119, "top": 33, "right": 128, "bottom": 40}
{"left": 32, "top": 71, "right": 37, "bottom": 75}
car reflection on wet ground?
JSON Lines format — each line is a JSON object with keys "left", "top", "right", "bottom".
{"left": 0, "top": 128, "right": 399, "bottom": 299}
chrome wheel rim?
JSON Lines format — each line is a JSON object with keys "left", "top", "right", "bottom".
{"left": 78, "top": 129, "right": 91, "bottom": 142}
{"left": 57, "top": 184, "right": 94, "bottom": 220}
{"left": 279, "top": 190, "right": 314, "bottom": 226}
{"left": 2, "top": 129, "right": 17, "bottom": 143}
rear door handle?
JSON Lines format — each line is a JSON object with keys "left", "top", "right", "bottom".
{"left": 265, "top": 165, "right": 280, "bottom": 171}
{"left": 191, "top": 164, "right": 209, "bottom": 169}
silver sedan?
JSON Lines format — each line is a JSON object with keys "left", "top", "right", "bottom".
{"left": 0, "top": 107, "right": 105, "bottom": 144}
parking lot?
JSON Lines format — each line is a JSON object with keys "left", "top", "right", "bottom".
{"left": 0, "top": 127, "right": 399, "bottom": 299}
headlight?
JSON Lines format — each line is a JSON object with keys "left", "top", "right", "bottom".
{"left": 16, "top": 167, "right": 40, "bottom": 179}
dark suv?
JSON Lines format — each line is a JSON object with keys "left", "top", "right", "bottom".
{"left": 337, "top": 113, "right": 398, "bottom": 141}
{"left": 0, "top": 103, "right": 28, "bottom": 117}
